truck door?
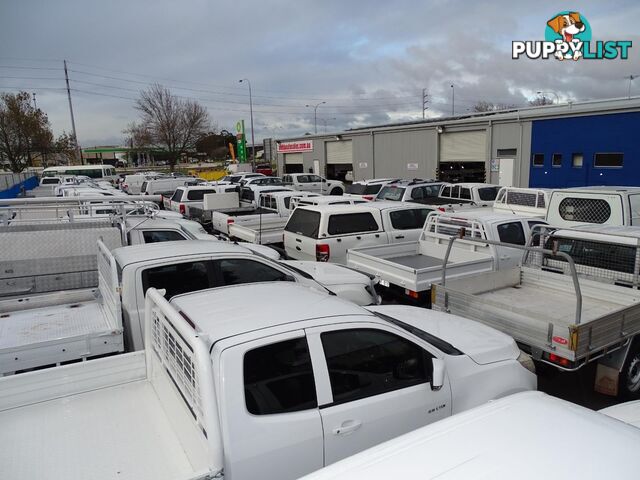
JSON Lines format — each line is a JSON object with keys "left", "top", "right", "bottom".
{"left": 493, "top": 220, "right": 528, "bottom": 269}
{"left": 306, "top": 323, "right": 451, "bottom": 465}
{"left": 218, "top": 331, "right": 324, "bottom": 480}
{"left": 385, "top": 208, "right": 431, "bottom": 243}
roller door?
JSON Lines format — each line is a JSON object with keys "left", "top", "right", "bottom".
{"left": 326, "top": 140, "right": 353, "bottom": 181}
{"left": 440, "top": 131, "right": 486, "bottom": 162}
{"left": 283, "top": 153, "right": 303, "bottom": 173}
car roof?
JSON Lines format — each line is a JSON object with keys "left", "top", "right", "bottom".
{"left": 297, "top": 202, "right": 431, "bottom": 213}
{"left": 449, "top": 183, "right": 500, "bottom": 188}
{"left": 552, "top": 225, "right": 640, "bottom": 242}
{"left": 112, "top": 239, "right": 253, "bottom": 266}
{"left": 353, "top": 178, "right": 400, "bottom": 185}
{"left": 170, "top": 283, "right": 370, "bottom": 343}
{"left": 438, "top": 209, "right": 539, "bottom": 222}
{"left": 558, "top": 186, "right": 640, "bottom": 193}
{"left": 385, "top": 179, "right": 444, "bottom": 187}
{"left": 302, "top": 391, "right": 640, "bottom": 480}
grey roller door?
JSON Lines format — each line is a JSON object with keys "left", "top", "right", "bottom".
{"left": 284, "top": 153, "right": 303, "bottom": 164}
{"left": 326, "top": 141, "right": 353, "bottom": 165}
{"left": 440, "top": 131, "right": 486, "bottom": 162}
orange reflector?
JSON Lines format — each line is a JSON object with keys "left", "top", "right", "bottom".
{"left": 405, "top": 289, "right": 419, "bottom": 299}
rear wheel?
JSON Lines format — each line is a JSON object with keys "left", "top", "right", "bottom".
{"left": 620, "top": 346, "right": 640, "bottom": 399}
{"left": 330, "top": 187, "right": 343, "bottom": 195}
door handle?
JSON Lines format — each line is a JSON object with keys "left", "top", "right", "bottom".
{"left": 395, "top": 235, "right": 405, "bottom": 239}
{"left": 333, "top": 420, "right": 362, "bottom": 436}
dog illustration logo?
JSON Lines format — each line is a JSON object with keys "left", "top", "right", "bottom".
{"left": 545, "top": 11, "right": 589, "bottom": 60}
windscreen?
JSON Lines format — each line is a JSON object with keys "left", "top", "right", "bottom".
{"left": 478, "top": 187, "right": 500, "bottom": 201}
{"left": 346, "top": 184, "right": 382, "bottom": 195}
{"left": 377, "top": 185, "right": 406, "bottom": 201}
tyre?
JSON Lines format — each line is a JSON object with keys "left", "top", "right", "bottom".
{"left": 330, "top": 187, "right": 343, "bottom": 195}
{"left": 619, "top": 345, "right": 640, "bottom": 399}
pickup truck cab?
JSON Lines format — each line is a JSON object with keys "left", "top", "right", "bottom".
{"left": 240, "top": 176, "right": 283, "bottom": 187}
{"left": 376, "top": 179, "right": 446, "bottom": 204}
{"left": 301, "top": 391, "right": 640, "bottom": 480}
{"left": 439, "top": 182, "right": 501, "bottom": 206}
{"left": 546, "top": 186, "right": 640, "bottom": 227}
{"left": 221, "top": 172, "right": 265, "bottom": 183}
{"left": 164, "top": 185, "right": 231, "bottom": 215}
{"left": 493, "top": 186, "right": 550, "bottom": 217}
{"left": 0, "top": 283, "right": 535, "bottom": 480}
{"left": 347, "top": 210, "right": 544, "bottom": 304}
{"left": 284, "top": 202, "right": 435, "bottom": 264}
{"left": 283, "top": 173, "right": 345, "bottom": 195}
{"left": 345, "top": 178, "right": 400, "bottom": 201}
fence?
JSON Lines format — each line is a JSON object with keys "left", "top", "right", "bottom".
{"left": 0, "top": 172, "right": 39, "bottom": 199}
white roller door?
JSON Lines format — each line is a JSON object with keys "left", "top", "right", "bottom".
{"left": 284, "top": 153, "right": 303, "bottom": 164}
{"left": 326, "top": 140, "right": 353, "bottom": 164}
{"left": 440, "top": 131, "right": 486, "bottom": 162}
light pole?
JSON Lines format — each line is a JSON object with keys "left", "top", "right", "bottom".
{"left": 305, "top": 101, "right": 326, "bottom": 134}
{"left": 239, "top": 78, "right": 256, "bottom": 169}
{"left": 450, "top": 84, "right": 455, "bottom": 116}
{"left": 536, "top": 90, "right": 560, "bottom": 104}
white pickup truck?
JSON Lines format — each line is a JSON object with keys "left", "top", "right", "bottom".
{"left": 0, "top": 282, "right": 535, "bottom": 480}
{"left": 346, "top": 210, "right": 544, "bottom": 305}
{"left": 493, "top": 186, "right": 550, "bottom": 217}
{"left": 282, "top": 173, "right": 345, "bottom": 195}
{"left": 301, "top": 391, "right": 640, "bottom": 480}
{"left": 546, "top": 186, "right": 640, "bottom": 227}
{"left": 164, "top": 185, "right": 238, "bottom": 216}
{"left": 229, "top": 194, "right": 366, "bottom": 245}
{"left": 0, "top": 239, "right": 383, "bottom": 374}
{"left": 284, "top": 203, "right": 437, "bottom": 265}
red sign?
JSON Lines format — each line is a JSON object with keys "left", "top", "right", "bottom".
{"left": 552, "top": 336, "right": 568, "bottom": 345}
{"left": 277, "top": 140, "right": 313, "bottom": 153}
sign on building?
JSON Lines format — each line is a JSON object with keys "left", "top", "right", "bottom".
{"left": 276, "top": 140, "right": 313, "bottom": 153}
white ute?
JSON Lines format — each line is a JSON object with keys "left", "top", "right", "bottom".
{"left": 0, "top": 283, "right": 535, "bottom": 480}
{"left": 301, "top": 391, "right": 640, "bottom": 480}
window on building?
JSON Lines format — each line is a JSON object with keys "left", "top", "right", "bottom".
{"left": 327, "top": 212, "right": 379, "bottom": 235}
{"left": 552, "top": 154, "right": 562, "bottom": 167}
{"left": 572, "top": 153, "right": 584, "bottom": 168}
{"left": 321, "top": 329, "right": 430, "bottom": 405}
{"left": 594, "top": 153, "right": 624, "bottom": 168}
{"left": 532, "top": 153, "right": 544, "bottom": 167}
{"left": 244, "top": 337, "right": 317, "bottom": 415}
{"left": 497, "top": 148, "right": 517, "bottom": 157}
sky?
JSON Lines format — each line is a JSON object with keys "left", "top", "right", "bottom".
{"left": 1, "top": 0, "right": 639, "bottom": 147}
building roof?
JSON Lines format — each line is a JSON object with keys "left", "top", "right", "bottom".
{"left": 170, "top": 282, "right": 369, "bottom": 343}
{"left": 276, "top": 96, "right": 640, "bottom": 142}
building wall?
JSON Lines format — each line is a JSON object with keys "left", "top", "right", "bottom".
{"left": 352, "top": 134, "right": 374, "bottom": 181}
{"left": 529, "top": 112, "right": 640, "bottom": 187}
{"left": 373, "top": 129, "right": 438, "bottom": 179}
{"left": 490, "top": 121, "right": 532, "bottom": 187}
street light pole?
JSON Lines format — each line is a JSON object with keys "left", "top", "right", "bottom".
{"left": 306, "top": 101, "right": 326, "bottom": 134}
{"left": 239, "top": 78, "right": 256, "bottom": 170}
{"left": 450, "top": 84, "right": 455, "bottom": 116}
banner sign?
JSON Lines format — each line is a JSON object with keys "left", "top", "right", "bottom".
{"left": 277, "top": 140, "right": 313, "bottom": 153}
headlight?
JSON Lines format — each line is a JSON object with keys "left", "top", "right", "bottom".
{"left": 517, "top": 351, "right": 536, "bottom": 374}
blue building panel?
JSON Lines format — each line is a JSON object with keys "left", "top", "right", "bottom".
{"left": 529, "top": 112, "right": 640, "bottom": 188}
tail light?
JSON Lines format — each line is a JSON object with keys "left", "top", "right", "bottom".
{"left": 363, "top": 195, "right": 374, "bottom": 201}
{"left": 179, "top": 204, "right": 186, "bottom": 215}
{"left": 227, "top": 218, "right": 235, "bottom": 225}
{"left": 547, "top": 353, "right": 571, "bottom": 368}
{"left": 437, "top": 207, "right": 446, "bottom": 212}
{"left": 316, "top": 244, "right": 330, "bottom": 262}
{"left": 405, "top": 289, "right": 419, "bottom": 299}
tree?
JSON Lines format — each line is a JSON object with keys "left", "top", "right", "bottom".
{"left": 471, "top": 101, "right": 518, "bottom": 112}
{"left": 529, "top": 96, "right": 554, "bottom": 106}
{"left": 0, "top": 91, "right": 54, "bottom": 172}
{"left": 134, "top": 84, "right": 210, "bottom": 171}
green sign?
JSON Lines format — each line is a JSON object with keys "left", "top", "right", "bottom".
{"left": 236, "top": 120, "right": 247, "bottom": 162}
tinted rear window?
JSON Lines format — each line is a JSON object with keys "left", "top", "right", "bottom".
{"left": 327, "top": 212, "right": 379, "bottom": 235}
{"left": 389, "top": 208, "right": 430, "bottom": 230}
{"left": 478, "top": 187, "right": 500, "bottom": 201}
{"left": 187, "top": 189, "right": 216, "bottom": 200}
{"left": 346, "top": 184, "right": 382, "bottom": 195}
{"left": 141, "top": 181, "right": 148, "bottom": 192}
{"left": 41, "top": 178, "right": 60, "bottom": 185}
{"left": 377, "top": 186, "right": 405, "bottom": 201}
{"left": 285, "top": 209, "right": 321, "bottom": 238}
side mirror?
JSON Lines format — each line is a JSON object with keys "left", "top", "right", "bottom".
{"left": 431, "top": 358, "right": 446, "bottom": 391}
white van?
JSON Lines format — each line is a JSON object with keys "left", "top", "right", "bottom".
{"left": 284, "top": 202, "right": 434, "bottom": 264}
{"left": 42, "top": 165, "right": 118, "bottom": 183}
{"left": 301, "top": 391, "right": 640, "bottom": 480}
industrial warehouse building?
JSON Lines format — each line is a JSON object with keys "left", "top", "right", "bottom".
{"left": 274, "top": 97, "right": 640, "bottom": 188}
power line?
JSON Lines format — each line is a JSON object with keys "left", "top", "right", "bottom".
{"left": 0, "top": 64, "right": 61, "bottom": 71}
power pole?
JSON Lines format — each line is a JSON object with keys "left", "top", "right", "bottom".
{"left": 32, "top": 92, "right": 37, "bottom": 110}
{"left": 421, "top": 88, "right": 429, "bottom": 119}
{"left": 64, "top": 60, "right": 81, "bottom": 164}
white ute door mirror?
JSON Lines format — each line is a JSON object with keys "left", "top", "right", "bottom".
{"left": 431, "top": 358, "right": 446, "bottom": 391}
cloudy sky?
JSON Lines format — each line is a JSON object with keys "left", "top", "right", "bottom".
{"left": 1, "top": 0, "right": 639, "bottom": 146}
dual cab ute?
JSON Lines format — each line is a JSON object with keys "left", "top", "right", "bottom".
{"left": 0, "top": 282, "right": 535, "bottom": 480}
{"left": 284, "top": 202, "right": 436, "bottom": 264}
{"left": 346, "top": 210, "right": 544, "bottom": 304}
{"left": 282, "top": 173, "right": 345, "bottom": 195}
{"left": 164, "top": 185, "right": 238, "bottom": 216}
